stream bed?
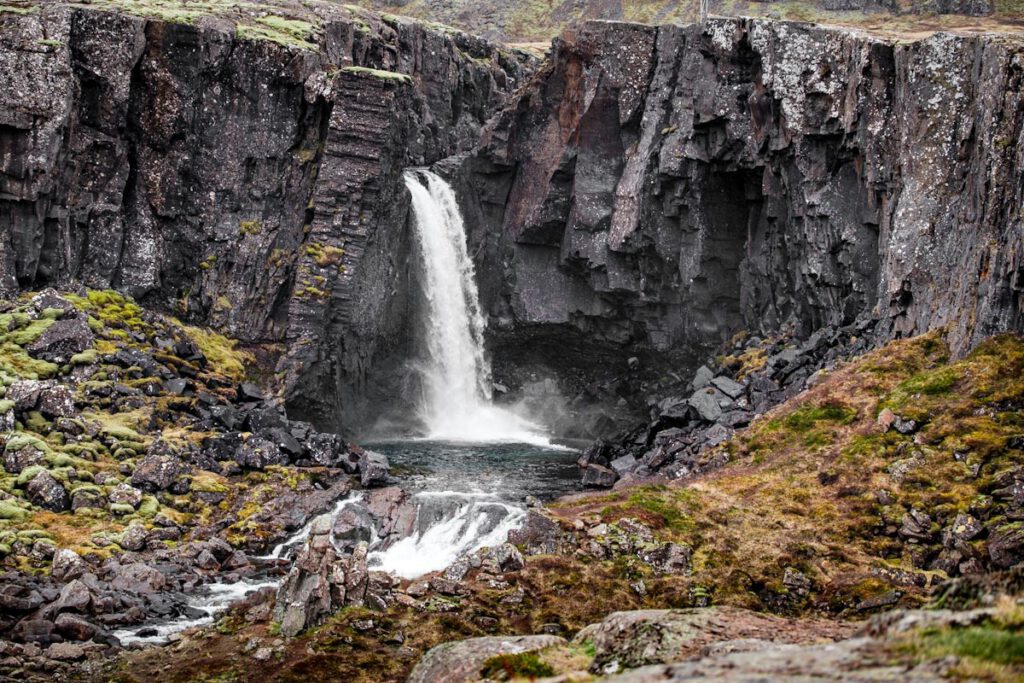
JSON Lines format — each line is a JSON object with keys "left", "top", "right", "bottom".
{"left": 113, "top": 440, "right": 580, "bottom": 646}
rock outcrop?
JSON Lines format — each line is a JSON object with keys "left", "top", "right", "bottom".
{"left": 0, "top": 4, "right": 532, "bottom": 431}
{"left": 451, "top": 19, "right": 1024, "bottom": 408}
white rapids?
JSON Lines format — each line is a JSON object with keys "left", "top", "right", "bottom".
{"left": 111, "top": 578, "right": 279, "bottom": 646}
{"left": 368, "top": 491, "right": 526, "bottom": 579}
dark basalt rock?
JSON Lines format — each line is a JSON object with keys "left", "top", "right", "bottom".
{"left": 25, "top": 471, "right": 70, "bottom": 513}
{"left": 26, "top": 317, "right": 94, "bottom": 361}
{"left": 447, "top": 18, "right": 1024, "bottom": 431}
{"left": 234, "top": 435, "right": 287, "bottom": 470}
{"left": 0, "top": 4, "right": 532, "bottom": 435}
{"left": 358, "top": 450, "right": 390, "bottom": 488}
{"left": 131, "top": 454, "right": 191, "bottom": 492}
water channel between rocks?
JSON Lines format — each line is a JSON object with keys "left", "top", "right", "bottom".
{"left": 114, "top": 440, "right": 580, "bottom": 646}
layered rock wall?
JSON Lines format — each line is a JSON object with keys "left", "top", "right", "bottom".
{"left": 455, "top": 19, "right": 1024, "bottom": 372}
{"left": 0, "top": 5, "right": 531, "bottom": 429}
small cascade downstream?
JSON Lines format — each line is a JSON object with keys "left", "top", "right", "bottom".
{"left": 115, "top": 171, "right": 578, "bottom": 647}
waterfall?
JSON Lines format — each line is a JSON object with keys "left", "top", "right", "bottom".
{"left": 404, "top": 170, "right": 549, "bottom": 445}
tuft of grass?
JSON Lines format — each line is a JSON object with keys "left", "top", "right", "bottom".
{"left": 341, "top": 66, "right": 412, "bottom": 84}
{"left": 480, "top": 651, "right": 555, "bottom": 679}
{"left": 180, "top": 323, "right": 252, "bottom": 381}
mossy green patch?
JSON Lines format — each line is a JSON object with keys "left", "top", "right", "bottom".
{"left": 0, "top": 501, "right": 29, "bottom": 521}
{"left": 341, "top": 66, "right": 412, "bottom": 84}
{"left": 179, "top": 323, "right": 252, "bottom": 381}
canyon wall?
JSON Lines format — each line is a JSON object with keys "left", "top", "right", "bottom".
{"left": 0, "top": 5, "right": 532, "bottom": 430}
{"left": 452, "top": 18, "right": 1024, "bottom": 384}
{"left": 3, "top": 6, "right": 1023, "bottom": 436}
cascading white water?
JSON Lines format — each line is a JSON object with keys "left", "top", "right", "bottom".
{"left": 367, "top": 491, "right": 526, "bottom": 579}
{"left": 405, "top": 170, "right": 549, "bottom": 445}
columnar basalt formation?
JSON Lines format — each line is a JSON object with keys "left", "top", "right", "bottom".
{"left": 454, "top": 19, "right": 1024, "bottom": 383}
{"left": 0, "top": 4, "right": 532, "bottom": 430}
{"left": 3, "top": 8, "right": 1023, "bottom": 436}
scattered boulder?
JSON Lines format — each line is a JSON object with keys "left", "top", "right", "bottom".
{"left": 6, "top": 380, "right": 43, "bottom": 412}
{"left": 234, "top": 435, "right": 286, "bottom": 470}
{"left": 50, "top": 549, "right": 87, "bottom": 582}
{"left": 120, "top": 524, "right": 149, "bottom": 552}
{"left": 508, "top": 511, "right": 565, "bottom": 555}
{"left": 52, "top": 579, "right": 92, "bottom": 613}
{"left": 131, "top": 454, "right": 189, "bottom": 492}
{"left": 711, "top": 376, "right": 745, "bottom": 399}
{"left": 25, "top": 471, "right": 70, "bottom": 512}
{"left": 407, "top": 635, "right": 566, "bottom": 683}
{"left": 109, "top": 562, "right": 167, "bottom": 593}
{"left": 988, "top": 523, "right": 1024, "bottom": 569}
{"left": 489, "top": 543, "right": 525, "bottom": 572}
{"left": 26, "top": 316, "right": 94, "bottom": 359}
{"left": 4, "top": 442, "right": 44, "bottom": 474}
{"left": 44, "top": 641, "right": 87, "bottom": 661}
{"left": 358, "top": 450, "right": 389, "bottom": 488}
{"left": 108, "top": 483, "right": 142, "bottom": 508}
{"left": 0, "top": 584, "right": 43, "bottom": 612}
{"left": 238, "top": 382, "right": 265, "bottom": 402}
{"left": 610, "top": 454, "right": 638, "bottom": 477}
{"left": 37, "top": 384, "right": 75, "bottom": 418}
{"left": 582, "top": 464, "right": 618, "bottom": 488}
{"left": 54, "top": 613, "right": 99, "bottom": 642}
{"left": 688, "top": 388, "right": 723, "bottom": 422}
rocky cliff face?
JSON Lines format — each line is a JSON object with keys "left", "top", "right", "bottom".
{"left": 452, "top": 18, "right": 1023, "bottom": 399}
{"left": 4, "top": 7, "right": 1023, "bottom": 439}
{"left": 0, "top": 4, "right": 532, "bottom": 430}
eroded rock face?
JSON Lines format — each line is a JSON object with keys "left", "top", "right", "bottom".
{"left": 0, "top": 5, "right": 532, "bottom": 432}
{"left": 452, "top": 18, "right": 1024, "bottom": 387}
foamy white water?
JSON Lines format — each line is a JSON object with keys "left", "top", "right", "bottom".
{"left": 405, "top": 171, "right": 551, "bottom": 445}
{"left": 112, "top": 578, "right": 279, "bottom": 646}
{"left": 367, "top": 491, "right": 526, "bottom": 579}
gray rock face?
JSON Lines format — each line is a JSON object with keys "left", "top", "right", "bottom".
{"left": 272, "top": 517, "right": 372, "bottom": 637}
{"left": 0, "top": 5, "right": 531, "bottom": 432}
{"left": 453, "top": 17, "right": 1024, "bottom": 385}
{"left": 407, "top": 634, "right": 566, "bottom": 683}
{"left": 25, "top": 471, "right": 69, "bottom": 512}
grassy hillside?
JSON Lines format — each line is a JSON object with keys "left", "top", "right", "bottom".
{"left": 107, "top": 331, "right": 1024, "bottom": 682}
